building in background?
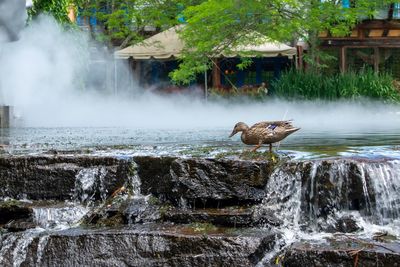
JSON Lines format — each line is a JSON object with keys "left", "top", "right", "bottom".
{"left": 115, "top": 26, "right": 296, "bottom": 94}
{"left": 318, "top": 2, "right": 400, "bottom": 78}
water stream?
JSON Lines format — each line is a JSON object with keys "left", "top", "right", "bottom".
{"left": 256, "top": 159, "right": 400, "bottom": 264}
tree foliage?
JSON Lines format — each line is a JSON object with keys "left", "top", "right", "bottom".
{"left": 35, "top": 0, "right": 396, "bottom": 83}
{"left": 28, "top": 0, "right": 75, "bottom": 24}
{"left": 77, "top": 0, "right": 202, "bottom": 47}
{"left": 171, "top": 0, "right": 393, "bottom": 83}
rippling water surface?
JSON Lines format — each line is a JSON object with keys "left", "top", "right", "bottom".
{"left": 1, "top": 127, "right": 399, "bottom": 159}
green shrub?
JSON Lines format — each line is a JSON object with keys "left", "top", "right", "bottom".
{"left": 271, "top": 69, "right": 400, "bottom": 102}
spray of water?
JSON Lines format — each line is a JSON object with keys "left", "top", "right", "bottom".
{"left": 0, "top": 0, "right": 26, "bottom": 43}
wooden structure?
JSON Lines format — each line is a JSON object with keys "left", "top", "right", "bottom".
{"left": 320, "top": 4, "right": 400, "bottom": 74}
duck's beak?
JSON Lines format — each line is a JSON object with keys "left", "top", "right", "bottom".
{"left": 229, "top": 129, "right": 237, "bottom": 138}
{"left": 285, "top": 127, "right": 301, "bottom": 134}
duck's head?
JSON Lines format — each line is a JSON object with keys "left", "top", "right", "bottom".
{"left": 229, "top": 122, "right": 248, "bottom": 137}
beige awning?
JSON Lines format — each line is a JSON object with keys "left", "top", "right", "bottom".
{"left": 115, "top": 25, "right": 185, "bottom": 59}
{"left": 115, "top": 25, "right": 296, "bottom": 59}
{"left": 220, "top": 41, "right": 297, "bottom": 58}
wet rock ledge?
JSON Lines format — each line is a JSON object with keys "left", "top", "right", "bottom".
{"left": 1, "top": 155, "right": 400, "bottom": 266}
{"left": 0, "top": 156, "right": 129, "bottom": 200}
{"left": 282, "top": 238, "right": 400, "bottom": 267}
{"left": 0, "top": 226, "right": 277, "bottom": 267}
{"left": 0, "top": 155, "right": 274, "bottom": 204}
{"left": 0, "top": 155, "right": 277, "bottom": 266}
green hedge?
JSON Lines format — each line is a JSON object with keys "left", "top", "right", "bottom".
{"left": 271, "top": 69, "right": 400, "bottom": 102}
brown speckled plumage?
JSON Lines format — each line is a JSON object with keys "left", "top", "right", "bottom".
{"left": 229, "top": 120, "right": 300, "bottom": 152}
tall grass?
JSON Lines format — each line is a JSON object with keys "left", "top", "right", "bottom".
{"left": 272, "top": 69, "right": 400, "bottom": 102}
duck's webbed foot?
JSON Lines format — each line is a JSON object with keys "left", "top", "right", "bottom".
{"left": 269, "top": 143, "right": 273, "bottom": 153}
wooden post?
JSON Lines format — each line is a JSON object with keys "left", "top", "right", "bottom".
{"left": 0, "top": 106, "right": 11, "bottom": 128}
{"left": 374, "top": 47, "right": 380, "bottom": 73}
{"left": 255, "top": 58, "right": 262, "bottom": 84}
{"left": 212, "top": 59, "right": 221, "bottom": 88}
{"left": 296, "top": 45, "right": 304, "bottom": 70}
{"left": 204, "top": 69, "right": 208, "bottom": 101}
{"left": 339, "top": 46, "right": 347, "bottom": 73}
{"left": 134, "top": 60, "right": 141, "bottom": 85}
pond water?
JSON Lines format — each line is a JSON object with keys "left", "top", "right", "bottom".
{"left": 1, "top": 127, "right": 400, "bottom": 160}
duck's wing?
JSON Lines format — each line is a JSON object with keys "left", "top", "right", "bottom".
{"left": 251, "top": 120, "right": 294, "bottom": 129}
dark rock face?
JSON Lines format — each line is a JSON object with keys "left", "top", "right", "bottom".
{"left": 170, "top": 158, "right": 272, "bottom": 203}
{"left": 4, "top": 220, "right": 36, "bottom": 232}
{"left": 164, "top": 207, "right": 255, "bottom": 227}
{"left": 0, "top": 201, "right": 36, "bottom": 232}
{"left": 0, "top": 156, "right": 130, "bottom": 200}
{"left": 0, "top": 227, "right": 277, "bottom": 267}
{"left": 283, "top": 240, "right": 400, "bottom": 267}
{"left": 134, "top": 156, "right": 176, "bottom": 197}
{"left": 135, "top": 156, "right": 273, "bottom": 205}
{"left": 0, "top": 201, "right": 32, "bottom": 224}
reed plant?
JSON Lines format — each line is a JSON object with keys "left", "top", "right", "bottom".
{"left": 272, "top": 69, "right": 400, "bottom": 102}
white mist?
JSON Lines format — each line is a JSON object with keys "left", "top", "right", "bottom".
{"left": 0, "top": 16, "right": 399, "bottom": 133}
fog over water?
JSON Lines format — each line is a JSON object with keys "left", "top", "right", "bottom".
{"left": 0, "top": 16, "right": 400, "bottom": 135}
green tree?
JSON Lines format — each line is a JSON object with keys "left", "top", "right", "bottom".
{"left": 78, "top": 0, "right": 203, "bottom": 47}
{"left": 28, "top": 0, "right": 76, "bottom": 24}
{"left": 170, "top": 0, "right": 392, "bottom": 84}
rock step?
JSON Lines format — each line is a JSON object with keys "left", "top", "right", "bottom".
{"left": 164, "top": 207, "right": 256, "bottom": 227}
{"left": 282, "top": 239, "right": 400, "bottom": 267}
{"left": 0, "top": 155, "right": 273, "bottom": 204}
{"left": 0, "top": 225, "right": 278, "bottom": 267}
{"left": 0, "top": 200, "right": 32, "bottom": 225}
{"left": 0, "top": 156, "right": 129, "bottom": 200}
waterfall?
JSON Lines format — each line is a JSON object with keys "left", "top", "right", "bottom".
{"left": 36, "top": 235, "right": 49, "bottom": 266}
{"left": 124, "top": 161, "right": 156, "bottom": 224}
{"left": 0, "top": 235, "right": 18, "bottom": 265}
{"left": 263, "top": 164, "right": 304, "bottom": 236}
{"left": 0, "top": 229, "right": 43, "bottom": 267}
{"left": 255, "top": 164, "right": 304, "bottom": 266}
{"left": 256, "top": 159, "right": 400, "bottom": 265}
{"left": 12, "top": 232, "right": 35, "bottom": 267}
{"left": 364, "top": 161, "right": 400, "bottom": 224}
{"left": 127, "top": 161, "right": 142, "bottom": 197}
{"left": 33, "top": 204, "right": 89, "bottom": 229}
{"left": 259, "top": 159, "right": 400, "bottom": 236}
{"left": 73, "top": 166, "right": 108, "bottom": 204}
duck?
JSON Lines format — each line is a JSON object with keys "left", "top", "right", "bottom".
{"left": 229, "top": 120, "right": 300, "bottom": 152}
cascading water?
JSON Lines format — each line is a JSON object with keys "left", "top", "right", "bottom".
{"left": 33, "top": 204, "right": 89, "bottom": 230}
{"left": 0, "top": 166, "right": 111, "bottom": 266}
{"left": 35, "top": 235, "right": 49, "bottom": 266}
{"left": 124, "top": 161, "right": 155, "bottom": 224}
{"left": 28, "top": 167, "right": 108, "bottom": 231}
{"left": 0, "top": 229, "right": 43, "bottom": 267}
{"left": 364, "top": 161, "right": 400, "bottom": 224}
{"left": 73, "top": 166, "right": 108, "bottom": 204}
{"left": 256, "top": 158, "right": 400, "bottom": 264}
{"left": 128, "top": 161, "right": 142, "bottom": 197}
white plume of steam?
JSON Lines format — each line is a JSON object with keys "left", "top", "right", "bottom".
{"left": 0, "top": 0, "right": 26, "bottom": 42}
